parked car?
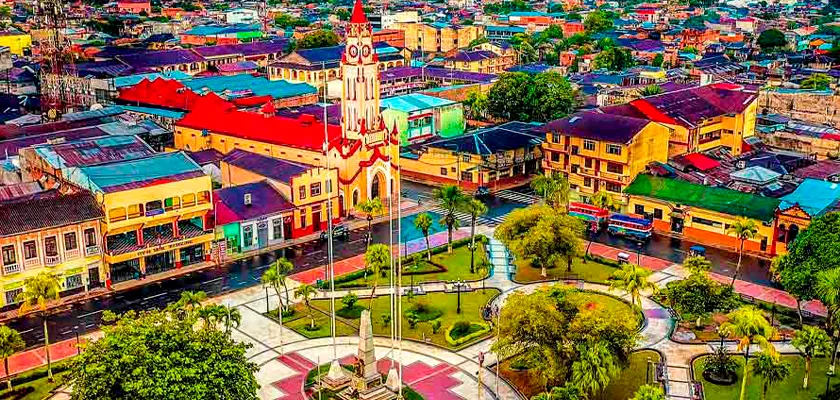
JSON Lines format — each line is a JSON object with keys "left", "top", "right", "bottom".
{"left": 320, "top": 224, "right": 350, "bottom": 242}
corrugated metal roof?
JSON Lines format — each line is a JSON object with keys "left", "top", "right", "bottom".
{"left": 79, "top": 151, "right": 205, "bottom": 193}
{"left": 380, "top": 93, "right": 455, "bottom": 112}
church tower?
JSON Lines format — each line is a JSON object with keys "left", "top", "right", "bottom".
{"left": 341, "top": 0, "right": 383, "bottom": 141}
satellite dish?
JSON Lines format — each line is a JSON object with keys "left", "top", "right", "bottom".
{"left": 90, "top": 103, "right": 103, "bottom": 111}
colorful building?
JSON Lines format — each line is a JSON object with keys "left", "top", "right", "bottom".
{"left": 391, "top": 22, "right": 483, "bottom": 54}
{"left": 775, "top": 178, "right": 840, "bottom": 254}
{"left": 117, "top": 0, "right": 151, "bottom": 14}
{"left": 540, "top": 111, "right": 671, "bottom": 204}
{"left": 214, "top": 181, "right": 296, "bottom": 257}
{"left": 0, "top": 31, "right": 31, "bottom": 56}
{"left": 180, "top": 24, "right": 264, "bottom": 46}
{"left": 443, "top": 50, "right": 516, "bottom": 74}
{"left": 0, "top": 194, "right": 104, "bottom": 308}
{"left": 624, "top": 174, "right": 781, "bottom": 255}
{"left": 380, "top": 93, "right": 465, "bottom": 145}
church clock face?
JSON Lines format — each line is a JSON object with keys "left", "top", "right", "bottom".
{"left": 361, "top": 45, "right": 371, "bottom": 57}
{"left": 349, "top": 45, "right": 359, "bottom": 58}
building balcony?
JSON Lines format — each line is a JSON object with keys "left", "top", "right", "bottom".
{"left": 599, "top": 171, "right": 630, "bottom": 184}
{"left": 65, "top": 248, "right": 80, "bottom": 260}
{"left": 85, "top": 245, "right": 101, "bottom": 257}
{"left": 23, "top": 258, "right": 39, "bottom": 269}
{"left": 45, "top": 255, "right": 62, "bottom": 266}
{"left": 3, "top": 263, "right": 20, "bottom": 275}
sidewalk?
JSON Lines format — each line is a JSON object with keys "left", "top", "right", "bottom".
{"left": 0, "top": 332, "right": 102, "bottom": 378}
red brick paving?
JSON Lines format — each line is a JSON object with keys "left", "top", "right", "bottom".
{"left": 272, "top": 353, "right": 316, "bottom": 400}
{"left": 0, "top": 337, "right": 83, "bottom": 378}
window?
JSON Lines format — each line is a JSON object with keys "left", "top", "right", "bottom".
{"left": 460, "top": 171, "right": 473, "bottom": 182}
{"left": 571, "top": 146, "right": 579, "bottom": 155}
{"left": 692, "top": 216, "right": 723, "bottom": 228}
{"left": 462, "top": 154, "right": 470, "bottom": 162}
{"left": 197, "top": 191, "right": 210, "bottom": 204}
{"left": 272, "top": 218, "right": 283, "bottom": 240}
{"left": 44, "top": 237, "right": 58, "bottom": 257}
{"left": 298, "top": 186, "right": 307, "bottom": 199}
{"left": 653, "top": 208, "right": 663, "bottom": 220}
{"left": 65, "top": 274, "right": 83, "bottom": 290}
{"left": 571, "top": 165, "right": 579, "bottom": 173}
{"left": 607, "top": 162, "right": 622, "bottom": 174}
{"left": 64, "top": 232, "right": 78, "bottom": 251}
{"left": 326, "top": 179, "right": 333, "bottom": 193}
{"left": 584, "top": 158, "right": 593, "bottom": 168}
{"left": 583, "top": 177, "right": 592, "bottom": 187}
{"left": 108, "top": 208, "right": 126, "bottom": 222}
{"left": 84, "top": 228, "right": 96, "bottom": 247}
{"left": 145, "top": 200, "right": 163, "bottom": 216}
{"left": 127, "top": 204, "right": 144, "bottom": 218}
{"left": 550, "top": 151, "right": 560, "bottom": 162}
{"left": 634, "top": 205, "right": 645, "bottom": 215}
{"left": 605, "top": 182, "right": 621, "bottom": 193}
{"left": 5, "top": 288, "right": 22, "bottom": 305}
{"left": 583, "top": 140, "right": 596, "bottom": 151}
{"left": 451, "top": 167, "right": 457, "bottom": 173}
{"left": 310, "top": 182, "right": 322, "bottom": 197}
{"left": 182, "top": 193, "right": 196, "bottom": 207}
{"left": 551, "top": 133, "right": 561, "bottom": 143}
{"left": 440, "top": 167, "right": 448, "bottom": 176}
{"left": 1, "top": 245, "right": 15, "bottom": 266}
{"left": 606, "top": 144, "right": 622, "bottom": 155}
{"left": 23, "top": 241, "right": 37, "bottom": 260}
{"left": 164, "top": 197, "right": 181, "bottom": 211}
{"left": 242, "top": 225, "right": 254, "bottom": 247}
{"left": 299, "top": 213, "right": 307, "bottom": 228}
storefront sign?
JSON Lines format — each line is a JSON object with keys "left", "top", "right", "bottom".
{"left": 133, "top": 235, "right": 211, "bottom": 259}
{"left": 3, "top": 281, "right": 24, "bottom": 291}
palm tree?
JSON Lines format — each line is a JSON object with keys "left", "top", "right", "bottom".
{"left": 215, "top": 304, "right": 242, "bottom": 333}
{"left": 608, "top": 264, "right": 657, "bottom": 310}
{"left": 727, "top": 217, "right": 758, "bottom": 287}
{"left": 16, "top": 272, "right": 60, "bottom": 381}
{"left": 262, "top": 258, "right": 293, "bottom": 314}
{"left": 0, "top": 325, "right": 24, "bottom": 390}
{"left": 196, "top": 305, "right": 218, "bottom": 330}
{"left": 792, "top": 325, "right": 832, "bottom": 389}
{"left": 176, "top": 290, "right": 206, "bottom": 312}
{"left": 684, "top": 255, "right": 712, "bottom": 277}
{"left": 751, "top": 352, "right": 792, "bottom": 400}
{"left": 532, "top": 385, "right": 581, "bottom": 400}
{"left": 294, "top": 284, "right": 318, "bottom": 330}
{"left": 591, "top": 190, "right": 614, "bottom": 211}
{"left": 433, "top": 184, "right": 466, "bottom": 254}
{"left": 720, "top": 306, "right": 777, "bottom": 400}
{"left": 413, "top": 213, "right": 434, "bottom": 261}
{"left": 462, "top": 197, "right": 488, "bottom": 273}
{"left": 570, "top": 341, "right": 619, "bottom": 398}
{"left": 365, "top": 243, "right": 390, "bottom": 309}
{"left": 356, "top": 198, "right": 384, "bottom": 248}
{"left": 816, "top": 267, "right": 840, "bottom": 375}
{"left": 476, "top": 259, "right": 491, "bottom": 293}
{"left": 631, "top": 384, "right": 666, "bottom": 400}
{"left": 639, "top": 84, "right": 663, "bottom": 97}
{"left": 530, "top": 172, "right": 570, "bottom": 210}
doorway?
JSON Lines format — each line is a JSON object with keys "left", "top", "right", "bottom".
{"left": 671, "top": 217, "right": 684, "bottom": 234}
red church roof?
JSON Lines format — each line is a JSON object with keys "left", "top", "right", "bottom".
{"left": 118, "top": 78, "right": 234, "bottom": 112}
{"left": 350, "top": 0, "right": 368, "bottom": 24}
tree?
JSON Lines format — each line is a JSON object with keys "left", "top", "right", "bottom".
{"left": 356, "top": 198, "right": 384, "bottom": 249}
{"left": 488, "top": 72, "right": 532, "bottom": 121}
{"left": 365, "top": 243, "right": 390, "bottom": 309}
{"left": 684, "top": 255, "right": 712, "bottom": 277}
{"left": 0, "top": 326, "right": 24, "bottom": 390}
{"left": 593, "top": 47, "right": 634, "bottom": 71}
{"left": 631, "top": 384, "right": 666, "bottom": 400}
{"left": 463, "top": 90, "right": 489, "bottom": 120}
{"left": 71, "top": 309, "right": 258, "bottom": 399}
{"left": 727, "top": 217, "right": 758, "bottom": 287}
{"left": 174, "top": 290, "right": 207, "bottom": 313}
{"left": 664, "top": 272, "right": 737, "bottom": 327}
{"left": 816, "top": 267, "right": 840, "bottom": 374}
{"left": 792, "top": 325, "right": 831, "bottom": 389}
{"left": 720, "top": 306, "right": 776, "bottom": 400}
{"left": 590, "top": 190, "right": 614, "bottom": 211}
{"left": 294, "top": 284, "right": 318, "bottom": 330}
{"left": 639, "top": 84, "right": 663, "bottom": 97}
{"left": 496, "top": 205, "right": 584, "bottom": 277}
{"left": 296, "top": 29, "right": 340, "bottom": 49}
{"left": 772, "top": 213, "right": 840, "bottom": 326}
{"left": 17, "top": 272, "right": 60, "bottom": 381}
{"left": 609, "top": 264, "right": 657, "bottom": 310}
{"left": 652, "top": 53, "right": 664, "bottom": 67}
{"left": 751, "top": 352, "right": 791, "bottom": 400}
{"left": 584, "top": 10, "right": 614, "bottom": 34}
{"left": 0, "top": 6, "right": 11, "bottom": 20}
{"left": 530, "top": 172, "right": 570, "bottom": 210}
{"left": 262, "top": 258, "right": 293, "bottom": 313}
{"left": 461, "top": 198, "right": 488, "bottom": 273}
{"left": 532, "top": 384, "right": 582, "bottom": 400}
{"left": 476, "top": 259, "right": 491, "bottom": 292}
{"left": 757, "top": 29, "right": 787, "bottom": 50}
{"left": 433, "top": 184, "right": 467, "bottom": 254}
{"left": 570, "top": 341, "right": 620, "bottom": 397}
{"left": 413, "top": 213, "right": 434, "bottom": 261}
{"left": 682, "top": 46, "right": 699, "bottom": 55}
{"left": 801, "top": 73, "right": 833, "bottom": 90}
{"left": 527, "top": 72, "right": 577, "bottom": 122}
{"left": 341, "top": 293, "right": 359, "bottom": 309}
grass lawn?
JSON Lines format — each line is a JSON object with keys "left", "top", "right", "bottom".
{"left": 693, "top": 354, "right": 831, "bottom": 400}
{"left": 0, "top": 363, "right": 71, "bottom": 400}
{"left": 567, "top": 291, "right": 642, "bottom": 329}
{"left": 513, "top": 256, "right": 618, "bottom": 284}
{"left": 338, "top": 244, "right": 489, "bottom": 288}
{"left": 309, "top": 289, "right": 500, "bottom": 349}
{"left": 270, "top": 303, "right": 358, "bottom": 339}
{"left": 500, "top": 350, "right": 661, "bottom": 399}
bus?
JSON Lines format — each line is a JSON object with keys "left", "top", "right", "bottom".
{"left": 607, "top": 214, "right": 653, "bottom": 241}
{"left": 568, "top": 202, "right": 610, "bottom": 226}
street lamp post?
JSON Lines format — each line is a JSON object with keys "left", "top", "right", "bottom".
{"left": 265, "top": 286, "right": 269, "bottom": 314}
{"left": 636, "top": 242, "right": 643, "bottom": 265}
{"left": 74, "top": 325, "right": 80, "bottom": 356}
{"left": 455, "top": 279, "right": 464, "bottom": 314}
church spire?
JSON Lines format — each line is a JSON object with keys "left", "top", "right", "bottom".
{"left": 350, "top": 0, "right": 368, "bottom": 24}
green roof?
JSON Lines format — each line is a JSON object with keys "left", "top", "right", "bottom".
{"left": 624, "top": 174, "right": 781, "bottom": 221}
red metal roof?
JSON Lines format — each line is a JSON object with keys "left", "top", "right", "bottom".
{"left": 683, "top": 153, "right": 720, "bottom": 171}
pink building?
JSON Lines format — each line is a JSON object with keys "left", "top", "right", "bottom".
{"left": 117, "top": 0, "right": 151, "bottom": 14}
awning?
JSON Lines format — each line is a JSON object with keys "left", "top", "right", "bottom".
{"left": 683, "top": 153, "right": 720, "bottom": 172}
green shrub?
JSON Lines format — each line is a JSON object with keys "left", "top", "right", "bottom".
{"left": 451, "top": 321, "right": 471, "bottom": 337}
{"left": 409, "top": 302, "right": 442, "bottom": 321}
{"left": 444, "top": 321, "right": 492, "bottom": 346}
{"left": 0, "top": 386, "right": 34, "bottom": 399}
{"left": 431, "top": 319, "right": 442, "bottom": 334}
{"left": 381, "top": 314, "right": 391, "bottom": 327}
{"left": 341, "top": 293, "right": 358, "bottom": 309}
{"left": 407, "top": 311, "right": 420, "bottom": 329}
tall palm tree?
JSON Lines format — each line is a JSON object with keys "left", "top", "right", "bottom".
{"left": 608, "top": 264, "right": 657, "bottom": 310}
{"left": 262, "top": 258, "right": 293, "bottom": 313}
{"left": 570, "top": 341, "right": 619, "bottom": 398}
{"left": 196, "top": 305, "right": 218, "bottom": 330}
{"left": 364, "top": 243, "right": 390, "bottom": 309}
{"left": 720, "top": 306, "right": 777, "bottom": 400}
{"left": 591, "top": 190, "right": 614, "bottom": 211}
{"left": 413, "top": 213, "right": 434, "bottom": 261}
{"left": 294, "top": 284, "right": 318, "bottom": 330}
{"left": 215, "top": 304, "right": 242, "bottom": 334}
{"left": 17, "top": 272, "right": 60, "bottom": 381}
{"left": 751, "top": 352, "right": 792, "bottom": 400}
{"left": 792, "top": 325, "right": 832, "bottom": 389}
{"left": 530, "top": 172, "right": 570, "bottom": 210}
{"left": 727, "top": 217, "right": 758, "bottom": 287}
{"left": 816, "top": 267, "right": 840, "bottom": 375}
{"left": 0, "top": 325, "right": 24, "bottom": 390}
{"left": 432, "top": 184, "right": 466, "bottom": 254}
{"left": 462, "top": 197, "right": 488, "bottom": 273}
{"left": 356, "top": 198, "right": 384, "bottom": 248}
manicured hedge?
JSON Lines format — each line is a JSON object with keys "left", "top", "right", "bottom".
{"left": 444, "top": 321, "right": 492, "bottom": 346}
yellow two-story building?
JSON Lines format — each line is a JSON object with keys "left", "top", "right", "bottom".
{"left": 392, "top": 22, "right": 483, "bottom": 54}
{"left": 539, "top": 111, "right": 670, "bottom": 205}
{"left": 0, "top": 193, "right": 104, "bottom": 308}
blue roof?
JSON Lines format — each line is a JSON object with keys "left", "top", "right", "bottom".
{"left": 181, "top": 74, "right": 316, "bottom": 99}
{"left": 78, "top": 152, "right": 204, "bottom": 193}
{"left": 780, "top": 179, "right": 840, "bottom": 217}
{"left": 121, "top": 105, "right": 186, "bottom": 119}
{"left": 380, "top": 93, "right": 456, "bottom": 112}
{"left": 185, "top": 24, "right": 262, "bottom": 36}
{"left": 485, "top": 25, "right": 527, "bottom": 33}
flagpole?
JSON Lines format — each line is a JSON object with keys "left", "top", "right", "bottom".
{"left": 323, "top": 61, "right": 337, "bottom": 362}
{"left": 396, "top": 129, "right": 404, "bottom": 399}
